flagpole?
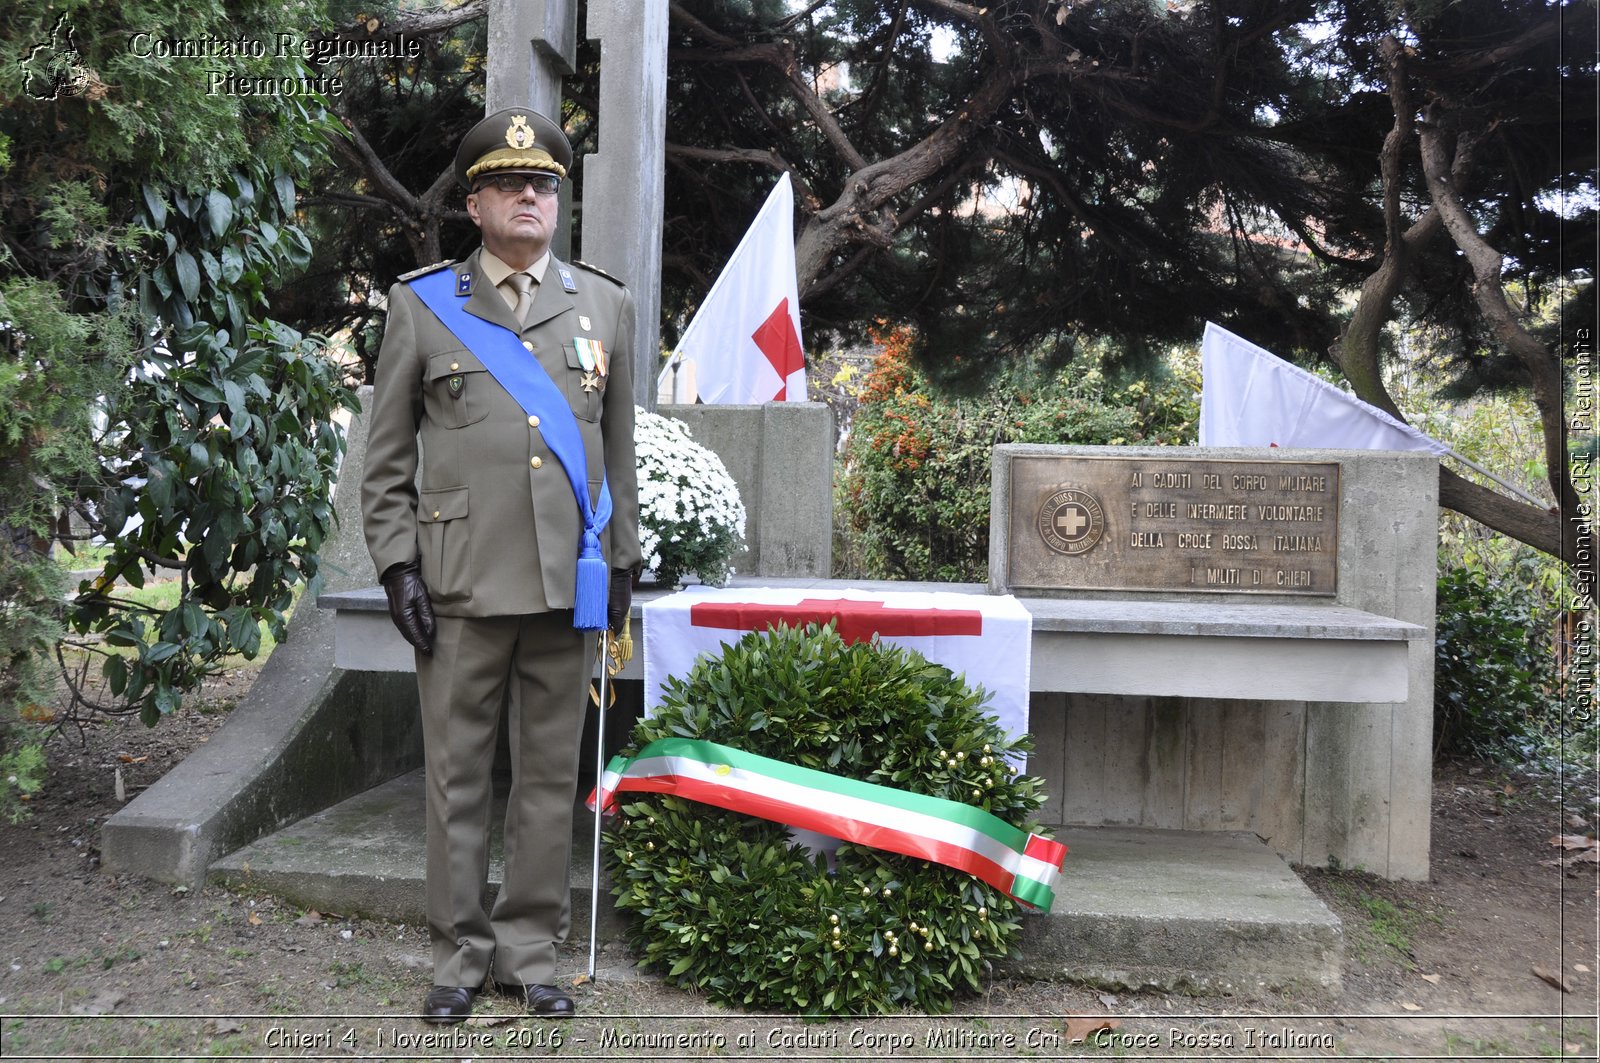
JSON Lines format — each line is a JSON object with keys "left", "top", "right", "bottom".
{"left": 656, "top": 350, "right": 682, "bottom": 401}
{"left": 1441, "top": 448, "right": 1550, "bottom": 509}
{"left": 587, "top": 631, "right": 610, "bottom": 981}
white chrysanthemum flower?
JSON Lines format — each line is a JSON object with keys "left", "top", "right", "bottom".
{"left": 632, "top": 406, "right": 746, "bottom": 586}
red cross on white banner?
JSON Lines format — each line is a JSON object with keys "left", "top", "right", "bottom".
{"left": 690, "top": 596, "right": 984, "bottom": 644}
{"left": 645, "top": 588, "right": 1035, "bottom": 758}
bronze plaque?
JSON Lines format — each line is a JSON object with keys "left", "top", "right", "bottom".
{"left": 1006, "top": 455, "right": 1339, "bottom": 595}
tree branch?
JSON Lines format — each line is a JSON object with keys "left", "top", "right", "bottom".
{"left": 668, "top": 1, "right": 743, "bottom": 49}
{"left": 331, "top": 117, "right": 421, "bottom": 215}
{"left": 306, "top": 191, "right": 401, "bottom": 214}
{"left": 1420, "top": 105, "right": 1590, "bottom": 582}
{"left": 1334, "top": 35, "right": 1438, "bottom": 418}
{"left": 778, "top": 46, "right": 870, "bottom": 172}
{"left": 665, "top": 143, "right": 787, "bottom": 170}
{"left": 320, "top": 0, "right": 488, "bottom": 43}
{"left": 1438, "top": 466, "right": 1568, "bottom": 561}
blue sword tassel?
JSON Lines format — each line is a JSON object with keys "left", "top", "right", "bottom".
{"left": 573, "top": 541, "right": 609, "bottom": 631}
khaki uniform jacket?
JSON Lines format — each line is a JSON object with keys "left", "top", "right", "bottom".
{"left": 361, "top": 249, "right": 642, "bottom": 617}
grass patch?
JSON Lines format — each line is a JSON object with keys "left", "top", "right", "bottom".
{"left": 1325, "top": 877, "right": 1438, "bottom": 967}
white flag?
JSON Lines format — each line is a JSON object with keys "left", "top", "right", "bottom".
{"left": 1199, "top": 322, "right": 1448, "bottom": 454}
{"left": 658, "top": 173, "right": 806, "bottom": 404}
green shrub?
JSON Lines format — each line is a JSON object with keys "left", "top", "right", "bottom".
{"left": 1434, "top": 566, "right": 1561, "bottom": 759}
{"left": 0, "top": 743, "right": 46, "bottom": 824}
{"left": 836, "top": 327, "right": 1194, "bottom": 582}
{"left": 605, "top": 622, "right": 1053, "bottom": 1015}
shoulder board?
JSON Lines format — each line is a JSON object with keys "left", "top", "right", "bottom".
{"left": 397, "top": 261, "right": 453, "bottom": 283}
{"left": 571, "top": 259, "right": 627, "bottom": 288}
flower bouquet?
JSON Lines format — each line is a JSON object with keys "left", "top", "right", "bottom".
{"left": 633, "top": 406, "right": 746, "bottom": 586}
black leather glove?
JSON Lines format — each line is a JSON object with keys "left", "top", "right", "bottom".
{"left": 607, "top": 568, "right": 634, "bottom": 635}
{"left": 381, "top": 559, "right": 435, "bottom": 656}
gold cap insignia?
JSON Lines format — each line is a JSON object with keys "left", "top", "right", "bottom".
{"left": 505, "top": 114, "right": 534, "bottom": 150}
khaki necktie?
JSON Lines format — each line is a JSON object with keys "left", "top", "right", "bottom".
{"left": 507, "top": 270, "right": 535, "bottom": 328}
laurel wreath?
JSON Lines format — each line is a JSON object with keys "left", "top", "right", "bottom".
{"left": 604, "top": 622, "right": 1052, "bottom": 1015}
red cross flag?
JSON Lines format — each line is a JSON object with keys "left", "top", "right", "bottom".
{"left": 644, "top": 587, "right": 1033, "bottom": 758}
{"left": 657, "top": 173, "right": 807, "bottom": 404}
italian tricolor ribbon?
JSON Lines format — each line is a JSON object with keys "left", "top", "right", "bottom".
{"left": 592, "top": 737, "right": 1067, "bottom": 911}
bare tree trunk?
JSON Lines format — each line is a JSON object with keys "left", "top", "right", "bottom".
{"left": 1419, "top": 111, "right": 1592, "bottom": 596}
{"left": 1335, "top": 37, "right": 1436, "bottom": 418}
{"left": 1331, "top": 37, "right": 1590, "bottom": 600}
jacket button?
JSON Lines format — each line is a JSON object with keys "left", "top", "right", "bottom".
{"left": 530, "top": 456, "right": 542, "bottom": 469}
{"left": 432, "top": 509, "right": 441, "bottom": 519}
{"left": 450, "top": 361, "right": 459, "bottom": 371}
{"left": 523, "top": 341, "right": 534, "bottom": 352}
{"left": 527, "top": 415, "right": 540, "bottom": 428}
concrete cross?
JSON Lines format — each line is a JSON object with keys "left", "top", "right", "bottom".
{"left": 484, "top": 0, "right": 668, "bottom": 409}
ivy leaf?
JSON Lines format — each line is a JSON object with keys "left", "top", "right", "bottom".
{"left": 206, "top": 190, "right": 234, "bottom": 238}
{"left": 274, "top": 169, "right": 296, "bottom": 215}
{"left": 104, "top": 655, "right": 129, "bottom": 696}
{"left": 141, "top": 185, "right": 168, "bottom": 228}
{"left": 145, "top": 641, "right": 181, "bottom": 664}
{"left": 173, "top": 250, "right": 201, "bottom": 302}
{"left": 222, "top": 379, "right": 247, "bottom": 424}
{"left": 220, "top": 246, "right": 244, "bottom": 284}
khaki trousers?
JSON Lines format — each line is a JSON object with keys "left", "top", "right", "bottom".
{"left": 414, "top": 611, "right": 588, "bottom": 988}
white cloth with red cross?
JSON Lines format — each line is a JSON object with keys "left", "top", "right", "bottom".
{"left": 643, "top": 586, "right": 1033, "bottom": 749}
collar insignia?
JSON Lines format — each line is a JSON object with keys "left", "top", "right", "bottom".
{"left": 457, "top": 272, "right": 472, "bottom": 295}
{"left": 557, "top": 265, "right": 577, "bottom": 293}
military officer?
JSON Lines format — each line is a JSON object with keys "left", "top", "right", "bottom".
{"left": 360, "top": 106, "right": 640, "bottom": 1025}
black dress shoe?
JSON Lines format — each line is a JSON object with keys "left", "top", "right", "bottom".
{"left": 496, "top": 980, "right": 575, "bottom": 1017}
{"left": 421, "top": 985, "right": 476, "bottom": 1024}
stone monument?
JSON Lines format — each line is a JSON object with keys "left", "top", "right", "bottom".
{"left": 990, "top": 444, "right": 1438, "bottom": 880}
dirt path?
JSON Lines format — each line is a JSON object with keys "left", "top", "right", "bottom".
{"left": 1, "top": 673, "right": 1595, "bottom": 1060}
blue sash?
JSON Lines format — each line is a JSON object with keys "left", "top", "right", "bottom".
{"left": 408, "top": 267, "right": 612, "bottom": 631}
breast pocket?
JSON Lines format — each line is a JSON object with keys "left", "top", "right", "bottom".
{"left": 562, "top": 343, "right": 603, "bottom": 422}
{"left": 423, "top": 351, "right": 492, "bottom": 429}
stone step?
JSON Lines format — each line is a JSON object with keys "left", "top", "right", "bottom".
{"left": 208, "top": 770, "right": 1341, "bottom": 996}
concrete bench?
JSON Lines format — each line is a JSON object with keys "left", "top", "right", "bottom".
{"left": 315, "top": 576, "right": 1428, "bottom": 893}
{"left": 318, "top": 577, "right": 1423, "bottom": 703}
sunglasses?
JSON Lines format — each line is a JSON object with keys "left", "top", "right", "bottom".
{"left": 474, "top": 172, "right": 562, "bottom": 196}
